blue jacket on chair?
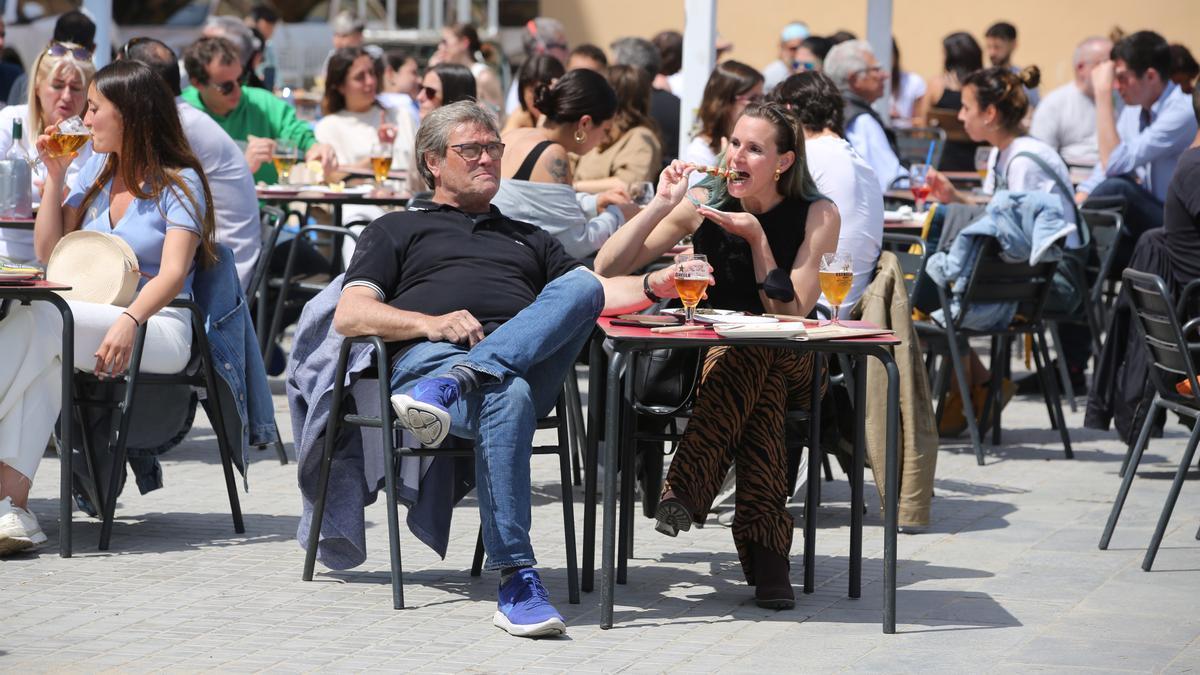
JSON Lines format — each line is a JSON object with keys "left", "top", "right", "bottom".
{"left": 193, "top": 244, "right": 279, "bottom": 480}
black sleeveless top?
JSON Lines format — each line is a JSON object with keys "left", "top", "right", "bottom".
{"left": 692, "top": 197, "right": 811, "bottom": 314}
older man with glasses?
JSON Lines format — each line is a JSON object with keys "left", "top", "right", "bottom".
{"left": 181, "top": 36, "right": 336, "bottom": 183}
{"left": 327, "top": 100, "right": 689, "bottom": 637}
{"left": 824, "top": 39, "right": 904, "bottom": 192}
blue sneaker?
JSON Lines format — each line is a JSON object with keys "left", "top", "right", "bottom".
{"left": 493, "top": 568, "right": 566, "bottom": 638}
{"left": 390, "top": 376, "right": 459, "bottom": 447}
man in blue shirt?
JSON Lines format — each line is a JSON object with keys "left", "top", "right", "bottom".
{"left": 824, "top": 40, "right": 903, "bottom": 192}
{"left": 1077, "top": 31, "right": 1198, "bottom": 268}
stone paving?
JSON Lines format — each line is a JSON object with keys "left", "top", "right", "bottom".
{"left": 4, "top": 366, "right": 1200, "bottom": 673}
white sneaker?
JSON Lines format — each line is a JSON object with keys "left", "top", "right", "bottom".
{"left": 0, "top": 496, "right": 47, "bottom": 555}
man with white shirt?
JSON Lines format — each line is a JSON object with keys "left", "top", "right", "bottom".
{"left": 122, "top": 38, "right": 261, "bottom": 291}
{"left": 1077, "top": 30, "right": 1198, "bottom": 270}
{"left": 824, "top": 40, "right": 903, "bottom": 192}
{"left": 1030, "top": 37, "right": 1114, "bottom": 168}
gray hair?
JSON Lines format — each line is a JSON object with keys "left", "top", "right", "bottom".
{"left": 203, "top": 16, "right": 259, "bottom": 69}
{"left": 522, "top": 17, "right": 566, "bottom": 57}
{"left": 823, "top": 39, "right": 875, "bottom": 91}
{"left": 1073, "top": 36, "right": 1112, "bottom": 66}
{"left": 332, "top": 10, "right": 365, "bottom": 36}
{"left": 610, "top": 37, "right": 661, "bottom": 78}
{"left": 415, "top": 101, "right": 501, "bottom": 188}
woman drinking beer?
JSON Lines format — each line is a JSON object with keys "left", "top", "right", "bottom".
{"left": 0, "top": 41, "right": 96, "bottom": 262}
{"left": 594, "top": 101, "right": 840, "bottom": 609}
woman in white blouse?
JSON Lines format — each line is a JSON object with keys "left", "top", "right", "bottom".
{"left": 314, "top": 46, "right": 416, "bottom": 188}
{"left": 772, "top": 71, "right": 883, "bottom": 313}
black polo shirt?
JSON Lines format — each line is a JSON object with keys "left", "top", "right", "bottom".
{"left": 342, "top": 198, "right": 583, "bottom": 355}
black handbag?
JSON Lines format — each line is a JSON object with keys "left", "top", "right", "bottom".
{"left": 631, "top": 347, "right": 703, "bottom": 415}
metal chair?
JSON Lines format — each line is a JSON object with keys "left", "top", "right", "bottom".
{"left": 1080, "top": 207, "right": 1124, "bottom": 338}
{"left": 67, "top": 297, "right": 245, "bottom": 551}
{"left": 894, "top": 126, "right": 947, "bottom": 169}
{"left": 302, "top": 336, "right": 580, "bottom": 609}
{"left": 921, "top": 237, "right": 1072, "bottom": 465}
{"left": 1100, "top": 270, "right": 1200, "bottom": 570}
{"left": 881, "top": 233, "right": 928, "bottom": 305}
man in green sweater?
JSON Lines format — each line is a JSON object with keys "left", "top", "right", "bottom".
{"left": 181, "top": 36, "right": 337, "bottom": 184}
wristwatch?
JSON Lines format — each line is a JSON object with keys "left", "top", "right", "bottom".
{"left": 642, "top": 273, "right": 662, "bottom": 303}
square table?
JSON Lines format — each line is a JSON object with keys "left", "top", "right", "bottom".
{"left": 585, "top": 317, "right": 903, "bottom": 633}
{"left": 0, "top": 280, "right": 74, "bottom": 556}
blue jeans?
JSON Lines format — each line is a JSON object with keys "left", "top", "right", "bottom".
{"left": 389, "top": 268, "right": 603, "bottom": 571}
{"left": 1086, "top": 175, "right": 1165, "bottom": 272}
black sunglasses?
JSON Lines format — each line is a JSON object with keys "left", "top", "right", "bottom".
{"left": 206, "top": 69, "right": 248, "bottom": 96}
{"left": 420, "top": 85, "right": 440, "bottom": 100}
{"left": 48, "top": 41, "right": 91, "bottom": 61}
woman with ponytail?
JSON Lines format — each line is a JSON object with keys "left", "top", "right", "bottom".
{"left": 594, "top": 102, "right": 840, "bottom": 609}
{"left": 925, "top": 65, "right": 1084, "bottom": 436}
{"left": 491, "top": 68, "right": 636, "bottom": 258}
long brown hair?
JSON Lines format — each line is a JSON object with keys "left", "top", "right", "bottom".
{"left": 696, "top": 60, "right": 762, "bottom": 154}
{"left": 322, "top": 46, "right": 384, "bottom": 115}
{"left": 599, "top": 64, "right": 659, "bottom": 151}
{"left": 77, "top": 60, "right": 217, "bottom": 265}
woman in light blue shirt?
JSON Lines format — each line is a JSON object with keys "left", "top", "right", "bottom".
{"left": 0, "top": 60, "right": 216, "bottom": 554}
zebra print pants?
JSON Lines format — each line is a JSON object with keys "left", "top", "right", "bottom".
{"left": 662, "top": 345, "right": 817, "bottom": 584}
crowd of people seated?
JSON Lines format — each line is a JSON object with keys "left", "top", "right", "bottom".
{"left": 0, "top": 3, "right": 1196, "bottom": 644}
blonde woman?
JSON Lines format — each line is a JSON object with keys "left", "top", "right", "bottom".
{"left": 0, "top": 41, "right": 95, "bottom": 262}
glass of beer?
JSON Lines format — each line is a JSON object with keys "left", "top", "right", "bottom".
{"left": 272, "top": 138, "right": 298, "bottom": 184}
{"left": 674, "top": 253, "right": 710, "bottom": 325}
{"left": 47, "top": 115, "right": 90, "bottom": 158}
{"left": 819, "top": 251, "right": 854, "bottom": 324}
{"left": 370, "top": 142, "right": 393, "bottom": 186}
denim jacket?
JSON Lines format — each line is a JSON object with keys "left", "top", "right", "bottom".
{"left": 925, "top": 190, "right": 1074, "bottom": 330}
{"left": 193, "top": 245, "right": 279, "bottom": 477}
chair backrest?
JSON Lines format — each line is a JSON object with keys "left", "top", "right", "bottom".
{"left": 881, "top": 232, "right": 927, "bottom": 303}
{"left": 926, "top": 108, "right": 971, "bottom": 144}
{"left": 1122, "top": 268, "right": 1200, "bottom": 404}
{"left": 956, "top": 237, "right": 1059, "bottom": 328}
{"left": 894, "top": 126, "right": 947, "bottom": 169}
{"left": 248, "top": 205, "right": 288, "bottom": 314}
{"left": 1080, "top": 208, "right": 1123, "bottom": 281}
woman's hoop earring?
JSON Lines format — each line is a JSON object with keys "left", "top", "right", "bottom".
{"left": 574, "top": 129, "right": 587, "bottom": 144}
{"left": 774, "top": 168, "right": 782, "bottom": 181}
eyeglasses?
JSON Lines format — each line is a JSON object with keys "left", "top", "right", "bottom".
{"left": 47, "top": 41, "right": 91, "bottom": 61}
{"left": 855, "top": 65, "right": 885, "bottom": 76}
{"left": 450, "top": 142, "right": 505, "bottom": 161}
{"left": 420, "top": 85, "right": 441, "bottom": 100}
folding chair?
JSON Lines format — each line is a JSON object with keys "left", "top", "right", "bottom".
{"left": 302, "top": 336, "right": 580, "bottom": 609}
{"left": 1099, "top": 269, "right": 1200, "bottom": 570}
{"left": 68, "top": 297, "right": 245, "bottom": 551}
{"left": 921, "top": 237, "right": 1072, "bottom": 465}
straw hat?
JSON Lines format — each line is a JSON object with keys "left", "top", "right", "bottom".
{"left": 46, "top": 230, "right": 140, "bottom": 307}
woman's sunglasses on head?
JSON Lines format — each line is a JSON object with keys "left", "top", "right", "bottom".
{"left": 47, "top": 41, "right": 92, "bottom": 61}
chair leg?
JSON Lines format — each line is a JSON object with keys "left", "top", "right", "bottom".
{"left": 1100, "top": 398, "right": 1158, "bottom": 549}
{"left": 822, "top": 453, "right": 834, "bottom": 482}
{"left": 98, "top": 329, "right": 147, "bottom": 551}
{"left": 565, "top": 373, "right": 585, "bottom": 487}
{"left": 201, "top": 347, "right": 245, "bottom": 535}
{"left": 303, "top": 343, "right": 351, "bottom": 582}
{"left": 471, "top": 525, "right": 484, "bottom": 577}
{"left": 556, "top": 399, "right": 580, "bottom": 604}
{"left": 1119, "top": 397, "right": 1149, "bottom": 478}
{"left": 377, "top": 364, "right": 404, "bottom": 610}
{"left": 274, "top": 436, "right": 289, "bottom": 466}
{"left": 1035, "top": 330, "right": 1073, "bottom": 459}
{"left": 1049, "top": 322, "right": 1078, "bottom": 413}
{"left": 581, "top": 336, "right": 604, "bottom": 594}
{"left": 931, "top": 352, "right": 950, "bottom": 426}
{"left": 616, "top": 380, "right": 636, "bottom": 585}
{"left": 945, "top": 332, "right": 985, "bottom": 465}
{"left": 1142, "top": 419, "right": 1200, "bottom": 571}
{"left": 1030, "top": 336, "right": 1058, "bottom": 430}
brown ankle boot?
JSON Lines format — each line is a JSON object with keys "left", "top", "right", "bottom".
{"left": 751, "top": 543, "right": 794, "bottom": 609}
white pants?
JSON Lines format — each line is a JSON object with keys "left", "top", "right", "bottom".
{"left": 0, "top": 299, "right": 192, "bottom": 482}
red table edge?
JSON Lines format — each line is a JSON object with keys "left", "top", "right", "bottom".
{"left": 597, "top": 316, "right": 902, "bottom": 344}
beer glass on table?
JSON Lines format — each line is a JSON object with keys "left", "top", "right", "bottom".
{"left": 272, "top": 138, "right": 298, "bottom": 184}
{"left": 819, "top": 251, "right": 853, "bottom": 325}
{"left": 370, "top": 142, "right": 393, "bottom": 187}
{"left": 46, "top": 116, "right": 89, "bottom": 158}
{"left": 674, "top": 253, "right": 710, "bottom": 325}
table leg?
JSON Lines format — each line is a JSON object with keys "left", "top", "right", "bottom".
{"left": 803, "top": 354, "right": 821, "bottom": 594}
{"left": 51, "top": 296, "right": 74, "bottom": 558}
{"left": 600, "top": 350, "right": 626, "bottom": 629}
{"left": 582, "top": 335, "right": 605, "bottom": 593}
{"left": 882, "top": 354, "right": 900, "bottom": 634}
{"left": 850, "top": 355, "right": 867, "bottom": 598}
